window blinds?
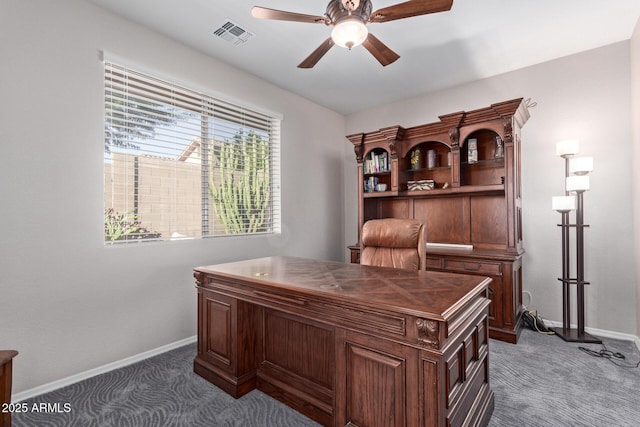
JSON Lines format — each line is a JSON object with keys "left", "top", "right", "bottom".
{"left": 104, "top": 62, "right": 281, "bottom": 242}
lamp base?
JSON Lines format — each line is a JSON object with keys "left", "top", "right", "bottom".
{"left": 552, "top": 327, "right": 602, "bottom": 344}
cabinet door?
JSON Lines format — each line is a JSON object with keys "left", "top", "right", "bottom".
{"left": 199, "top": 290, "right": 235, "bottom": 372}
{"left": 487, "top": 277, "right": 503, "bottom": 327}
{"left": 196, "top": 289, "right": 261, "bottom": 397}
{"left": 501, "top": 258, "right": 522, "bottom": 329}
{"left": 336, "top": 331, "right": 419, "bottom": 427}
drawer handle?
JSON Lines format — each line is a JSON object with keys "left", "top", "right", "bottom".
{"left": 254, "top": 290, "right": 307, "bottom": 306}
{"left": 463, "top": 263, "right": 482, "bottom": 271}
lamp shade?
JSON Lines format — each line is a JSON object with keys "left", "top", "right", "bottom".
{"left": 566, "top": 175, "right": 590, "bottom": 192}
{"left": 552, "top": 195, "right": 576, "bottom": 212}
{"left": 556, "top": 140, "right": 579, "bottom": 157}
{"left": 331, "top": 17, "right": 368, "bottom": 49}
{"left": 569, "top": 156, "right": 593, "bottom": 175}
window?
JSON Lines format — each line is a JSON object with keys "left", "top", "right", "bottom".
{"left": 103, "top": 62, "right": 281, "bottom": 243}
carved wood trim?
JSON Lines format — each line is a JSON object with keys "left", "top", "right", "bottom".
{"left": 346, "top": 133, "right": 365, "bottom": 163}
{"left": 379, "top": 125, "right": 405, "bottom": 143}
{"left": 448, "top": 126, "right": 460, "bottom": 148}
{"left": 502, "top": 116, "right": 513, "bottom": 144}
{"left": 378, "top": 126, "right": 404, "bottom": 160}
{"left": 194, "top": 270, "right": 207, "bottom": 286}
{"left": 416, "top": 318, "right": 439, "bottom": 349}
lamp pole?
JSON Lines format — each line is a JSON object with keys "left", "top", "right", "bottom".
{"left": 575, "top": 190, "right": 586, "bottom": 336}
{"left": 552, "top": 141, "right": 600, "bottom": 343}
{"left": 562, "top": 154, "right": 571, "bottom": 331}
{"left": 560, "top": 209, "right": 571, "bottom": 330}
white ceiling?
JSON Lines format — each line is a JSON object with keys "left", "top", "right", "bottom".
{"left": 87, "top": 0, "right": 640, "bottom": 115}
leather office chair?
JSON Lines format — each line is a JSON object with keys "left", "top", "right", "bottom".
{"left": 360, "top": 218, "right": 426, "bottom": 270}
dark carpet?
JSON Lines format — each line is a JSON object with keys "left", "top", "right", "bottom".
{"left": 489, "top": 329, "right": 640, "bottom": 427}
{"left": 12, "top": 329, "right": 640, "bottom": 426}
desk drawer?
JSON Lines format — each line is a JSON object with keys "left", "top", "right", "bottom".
{"left": 425, "top": 256, "right": 443, "bottom": 269}
{"left": 443, "top": 259, "right": 502, "bottom": 276}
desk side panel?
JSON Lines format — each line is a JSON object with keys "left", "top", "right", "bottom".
{"left": 336, "top": 331, "right": 418, "bottom": 427}
{"left": 195, "top": 289, "right": 261, "bottom": 398}
{"left": 437, "top": 309, "right": 493, "bottom": 427}
{"left": 258, "top": 310, "right": 335, "bottom": 426}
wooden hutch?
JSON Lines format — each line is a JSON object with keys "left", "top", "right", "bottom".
{"left": 347, "top": 98, "right": 529, "bottom": 343}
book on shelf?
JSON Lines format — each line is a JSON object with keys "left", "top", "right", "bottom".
{"left": 468, "top": 138, "right": 478, "bottom": 164}
{"left": 364, "top": 176, "right": 380, "bottom": 192}
{"left": 364, "top": 151, "right": 389, "bottom": 174}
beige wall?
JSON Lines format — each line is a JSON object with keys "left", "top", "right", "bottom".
{"left": 631, "top": 17, "right": 640, "bottom": 341}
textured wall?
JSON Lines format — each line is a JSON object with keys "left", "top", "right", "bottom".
{"left": 631, "top": 17, "right": 640, "bottom": 341}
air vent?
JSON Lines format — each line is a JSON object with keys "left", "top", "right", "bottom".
{"left": 213, "top": 19, "right": 255, "bottom": 46}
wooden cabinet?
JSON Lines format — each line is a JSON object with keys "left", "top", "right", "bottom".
{"left": 426, "top": 250, "right": 523, "bottom": 343}
{"left": 1, "top": 350, "right": 18, "bottom": 427}
{"left": 347, "top": 98, "right": 529, "bottom": 343}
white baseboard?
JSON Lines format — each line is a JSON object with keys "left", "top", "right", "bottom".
{"left": 13, "top": 335, "right": 197, "bottom": 403}
{"left": 543, "top": 319, "right": 640, "bottom": 351}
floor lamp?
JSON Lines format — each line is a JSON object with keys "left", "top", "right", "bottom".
{"left": 552, "top": 140, "right": 601, "bottom": 343}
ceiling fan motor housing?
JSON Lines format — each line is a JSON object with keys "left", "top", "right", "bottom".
{"left": 327, "top": 0, "right": 372, "bottom": 23}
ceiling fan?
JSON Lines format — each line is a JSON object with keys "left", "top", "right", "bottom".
{"left": 251, "top": 0, "right": 453, "bottom": 68}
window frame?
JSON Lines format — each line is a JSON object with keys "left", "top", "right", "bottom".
{"left": 103, "top": 60, "right": 281, "bottom": 244}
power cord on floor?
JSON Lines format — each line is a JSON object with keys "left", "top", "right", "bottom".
{"left": 522, "top": 293, "right": 639, "bottom": 368}
{"left": 520, "top": 292, "right": 555, "bottom": 335}
{"left": 522, "top": 309, "right": 555, "bottom": 335}
{"left": 579, "top": 344, "right": 640, "bottom": 369}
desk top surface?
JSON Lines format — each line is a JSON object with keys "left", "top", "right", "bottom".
{"left": 195, "top": 256, "right": 490, "bottom": 320}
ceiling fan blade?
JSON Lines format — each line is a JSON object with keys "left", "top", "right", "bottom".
{"left": 251, "top": 6, "right": 327, "bottom": 24}
{"left": 369, "top": 0, "right": 453, "bottom": 23}
{"left": 298, "top": 38, "right": 335, "bottom": 69}
{"left": 362, "top": 33, "right": 400, "bottom": 66}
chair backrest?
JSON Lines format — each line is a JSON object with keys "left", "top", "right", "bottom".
{"left": 360, "top": 218, "right": 426, "bottom": 270}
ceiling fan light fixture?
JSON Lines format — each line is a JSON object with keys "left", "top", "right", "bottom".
{"left": 331, "top": 17, "right": 368, "bottom": 50}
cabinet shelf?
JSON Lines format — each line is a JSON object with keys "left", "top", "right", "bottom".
{"left": 461, "top": 159, "right": 505, "bottom": 168}
{"left": 401, "top": 188, "right": 451, "bottom": 197}
{"left": 456, "top": 184, "right": 505, "bottom": 193}
{"left": 364, "top": 170, "right": 391, "bottom": 177}
{"left": 363, "top": 190, "right": 398, "bottom": 198}
{"left": 406, "top": 166, "right": 451, "bottom": 173}
{"left": 400, "top": 184, "right": 504, "bottom": 197}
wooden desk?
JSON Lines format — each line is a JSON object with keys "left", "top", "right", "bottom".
{"left": 193, "top": 256, "right": 493, "bottom": 427}
{"left": 1, "top": 350, "right": 18, "bottom": 427}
